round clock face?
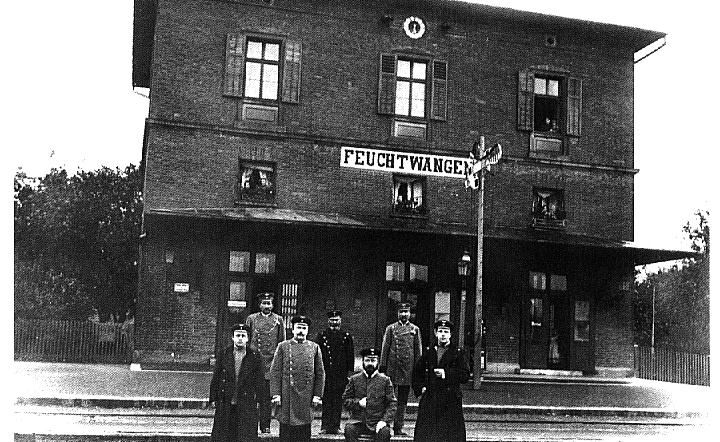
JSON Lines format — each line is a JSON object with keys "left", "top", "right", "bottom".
{"left": 403, "top": 16, "right": 426, "bottom": 39}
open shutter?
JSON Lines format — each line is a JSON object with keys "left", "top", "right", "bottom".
{"left": 517, "top": 70, "right": 534, "bottom": 131}
{"left": 377, "top": 53, "right": 396, "bottom": 115}
{"left": 224, "top": 33, "right": 245, "bottom": 97}
{"left": 431, "top": 60, "right": 448, "bottom": 121}
{"left": 566, "top": 77, "right": 582, "bottom": 136}
{"left": 282, "top": 40, "right": 302, "bottom": 103}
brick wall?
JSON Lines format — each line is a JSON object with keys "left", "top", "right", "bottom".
{"left": 144, "top": 0, "right": 639, "bottom": 241}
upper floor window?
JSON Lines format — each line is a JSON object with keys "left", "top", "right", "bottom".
{"left": 392, "top": 175, "right": 426, "bottom": 216}
{"left": 244, "top": 40, "right": 280, "bottom": 100}
{"left": 395, "top": 60, "right": 427, "bottom": 118}
{"left": 237, "top": 161, "right": 276, "bottom": 204}
{"left": 224, "top": 34, "right": 302, "bottom": 106}
{"left": 534, "top": 76, "right": 560, "bottom": 133}
{"left": 532, "top": 187, "right": 566, "bottom": 228}
{"left": 378, "top": 54, "right": 448, "bottom": 123}
{"left": 518, "top": 70, "right": 582, "bottom": 138}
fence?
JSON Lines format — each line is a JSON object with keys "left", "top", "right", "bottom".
{"left": 634, "top": 345, "right": 710, "bottom": 386}
{"left": 15, "top": 318, "right": 134, "bottom": 364}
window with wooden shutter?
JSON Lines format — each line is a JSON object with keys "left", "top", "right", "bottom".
{"left": 282, "top": 40, "right": 302, "bottom": 104}
{"left": 431, "top": 60, "right": 447, "bottom": 121}
{"left": 566, "top": 77, "right": 582, "bottom": 136}
{"left": 377, "top": 53, "right": 396, "bottom": 115}
{"left": 224, "top": 33, "right": 245, "bottom": 97}
{"left": 517, "top": 70, "right": 534, "bottom": 131}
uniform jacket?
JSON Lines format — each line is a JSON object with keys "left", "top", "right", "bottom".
{"left": 342, "top": 371, "right": 397, "bottom": 431}
{"left": 316, "top": 328, "right": 354, "bottom": 390}
{"left": 245, "top": 311, "right": 285, "bottom": 379}
{"left": 380, "top": 321, "right": 422, "bottom": 386}
{"left": 411, "top": 344, "right": 470, "bottom": 442}
{"left": 269, "top": 338, "right": 325, "bottom": 425}
{"left": 209, "top": 346, "right": 263, "bottom": 442}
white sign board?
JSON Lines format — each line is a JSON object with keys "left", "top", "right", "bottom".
{"left": 341, "top": 146, "right": 470, "bottom": 179}
{"left": 227, "top": 300, "right": 247, "bottom": 308}
{"left": 174, "top": 283, "right": 190, "bottom": 293}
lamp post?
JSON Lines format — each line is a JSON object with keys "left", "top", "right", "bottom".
{"left": 457, "top": 251, "right": 471, "bottom": 349}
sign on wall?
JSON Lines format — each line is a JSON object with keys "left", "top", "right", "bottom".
{"left": 174, "top": 283, "right": 190, "bottom": 293}
{"left": 340, "top": 146, "right": 470, "bottom": 179}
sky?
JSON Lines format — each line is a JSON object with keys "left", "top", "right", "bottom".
{"left": 4, "top": 0, "right": 716, "bottom": 253}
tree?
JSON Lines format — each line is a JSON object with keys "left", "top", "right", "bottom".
{"left": 14, "top": 165, "right": 143, "bottom": 322}
{"left": 634, "top": 210, "right": 710, "bottom": 354}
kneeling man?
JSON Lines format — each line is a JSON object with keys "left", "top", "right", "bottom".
{"left": 342, "top": 348, "right": 397, "bottom": 442}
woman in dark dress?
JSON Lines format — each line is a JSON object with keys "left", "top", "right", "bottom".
{"left": 412, "top": 320, "right": 471, "bottom": 442}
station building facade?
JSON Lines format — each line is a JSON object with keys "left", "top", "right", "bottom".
{"left": 132, "top": 0, "right": 686, "bottom": 377}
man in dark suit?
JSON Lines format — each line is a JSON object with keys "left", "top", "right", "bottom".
{"left": 210, "top": 323, "right": 264, "bottom": 442}
{"left": 342, "top": 348, "right": 396, "bottom": 442}
{"left": 411, "top": 320, "right": 471, "bottom": 442}
{"left": 317, "top": 310, "right": 355, "bottom": 434}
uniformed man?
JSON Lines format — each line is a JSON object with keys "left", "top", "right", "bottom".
{"left": 342, "top": 347, "right": 396, "bottom": 442}
{"left": 379, "top": 302, "right": 422, "bottom": 436}
{"left": 269, "top": 315, "right": 325, "bottom": 442}
{"left": 316, "top": 310, "right": 355, "bottom": 434}
{"left": 245, "top": 293, "right": 285, "bottom": 433}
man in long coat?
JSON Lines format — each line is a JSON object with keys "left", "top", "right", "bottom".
{"left": 411, "top": 320, "right": 470, "bottom": 442}
{"left": 317, "top": 310, "right": 355, "bottom": 434}
{"left": 379, "top": 302, "right": 422, "bottom": 435}
{"left": 342, "top": 347, "right": 396, "bottom": 442}
{"left": 210, "top": 323, "right": 264, "bottom": 442}
{"left": 270, "top": 315, "right": 325, "bottom": 442}
{"left": 245, "top": 292, "right": 285, "bottom": 433}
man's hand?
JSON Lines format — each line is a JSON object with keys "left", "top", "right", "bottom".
{"left": 312, "top": 396, "right": 322, "bottom": 407}
{"left": 420, "top": 387, "right": 427, "bottom": 396}
{"left": 209, "top": 401, "right": 215, "bottom": 408}
{"left": 358, "top": 397, "right": 367, "bottom": 408}
{"left": 376, "top": 420, "right": 387, "bottom": 433}
{"left": 433, "top": 368, "right": 446, "bottom": 379}
{"left": 271, "top": 395, "right": 281, "bottom": 406}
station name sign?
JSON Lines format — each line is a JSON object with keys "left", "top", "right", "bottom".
{"left": 340, "top": 146, "right": 470, "bottom": 179}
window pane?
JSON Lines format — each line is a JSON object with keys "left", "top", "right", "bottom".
{"left": 244, "top": 62, "right": 261, "bottom": 98}
{"left": 575, "top": 300, "right": 590, "bottom": 321}
{"left": 264, "top": 43, "right": 280, "bottom": 61}
{"left": 255, "top": 253, "right": 276, "bottom": 274}
{"left": 411, "top": 83, "right": 425, "bottom": 117}
{"left": 574, "top": 322, "right": 589, "bottom": 341}
{"left": 229, "top": 251, "right": 250, "bottom": 272}
{"left": 550, "top": 274, "right": 567, "bottom": 291}
{"left": 395, "top": 81, "right": 410, "bottom": 116}
{"left": 229, "top": 281, "right": 247, "bottom": 301}
{"left": 534, "top": 77, "right": 546, "bottom": 94}
{"left": 412, "top": 62, "right": 426, "bottom": 80}
{"left": 394, "top": 176, "right": 425, "bottom": 215}
{"left": 386, "top": 261, "right": 405, "bottom": 281}
{"left": 262, "top": 64, "right": 279, "bottom": 99}
{"left": 247, "top": 41, "right": 263, "bottom": 59}
{"left": 529, "top": 271, "right": 546, "bottom": 290}
{"left": 530, "top": 297, "right": 542, "bottom": 341}
{"left": 397, "top": 60, "right": 411, "bottom": 78}
{"left": 239, "top": 162, "right": 275, "bottom": 203}
{"left": 547, "top": 79, "right": 559, "bottom": 96}
{"left": 409, "top": 264, "right": 428, "bottom": 282}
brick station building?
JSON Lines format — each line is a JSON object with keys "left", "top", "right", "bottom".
{"left": 131, "top": 0, "right": 689, "bottom": 377}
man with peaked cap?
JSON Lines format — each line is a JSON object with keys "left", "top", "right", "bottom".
{"left": 316, "top": 310, "right": 355, "bottom": 434}
{"left": 269, "top": 315, "right": 325, "bottom": 442}
{"left": 245, "top": 292, "right": 285, "bottom": 433}
{"left": 379, "top": 302, "right": 422, "bottom": 436}
{"left": 342, "top": 347, "right": 396, "bottom": 442}
{"left": 210, "top": 324, "right": 264, "bottom": 442}
{"left": 411, "top": 320, "right": 471, "bottom": 442}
